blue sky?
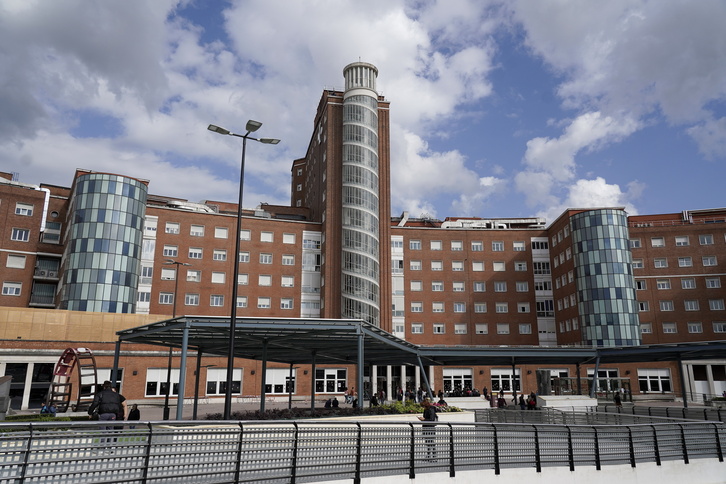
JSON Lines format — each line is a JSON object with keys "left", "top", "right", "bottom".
{"left": 1, "top": 0, "right": 725, "bottom": 224}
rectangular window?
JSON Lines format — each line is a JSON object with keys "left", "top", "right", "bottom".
{"left": 709, "top": 299, "right": 725, "bottom": 310}
{"left": 514, "top": 261, "right": 527, "bottom": 271}
{"left": 493, "top": 261, "right": 505, "bottom": 272}
{"left": 239, "top": 252, "right": 250, "bottom": 263}
{"left": 452, "top": 261, "right": 464, "bottom": 271}
{"left": 495, "top": 302, "right": 508, "bottom": 313}
{"left": 259, "top": 253, "right": 273, "bottom": 264}
{"left": 699, "top": 234, "right": 714, "bottom": 245}
{"left": 494, "top": 281, "right": 507, "bottom": 292}
{"left": 472, "top": 261, "right": 484, "bottom": 272}
{"left": 160, "top": 268, "right": 176, "bottom": 280}
{"left": 1, "top": 282, "right": 21, "bottom": 296}
{"left": 496, "top": 323, "right": 510, "bottom": 334}
{"left": 410, "top": 280, "right": 423, "bottom": 291}
{"left": 684, "top": 300, "right": 699, "bottom": 311}
{"left": 281, "top": 254, "right": 295, "bottom": 265}
{"left": 638, "top": 301, "right": 649, "bottom": 311}
{"left": 688, "top": 322, "right": 702, "bottom": 333}
{"left": 681, "top": 278, "right": 696, "bottom": 289}
{"left": 260, "top": 231, "right": 274, "bottom": 243}
{"left": 629, "top": 239, "right": 641, "bottom": 248}
{"left": 453, "top": 281, "right": 465, "bottom": 292}
{"left": 706, "top": 278, "right": 721, "bottom": 288}
{"left": 210, "top": 295, "right": 224, "bottom": 306}
{"left": 432, "top": 302, "right": 444, "bottom": 313}
{"left": 536, "top": 300, "right": 555, "bottom": 317}
{"left": 451, "top": 241, "right": 463, "bottom": 251}
{"left": 240, "top": 229, "right": 251, "bottom": 240}
{"left": 474, "top": 303, "right": 487, "bottom": 313}
{"left": 703, "top": 256, "right": 717, "bottom": 266}
{"left": 454, "top": 324, "right": 467, "bottom": 334}
{"left": 675, "top": 236, "right": 689, "bottom": 246}
{"left": 654, "top": 258, "right": 668, "bottom": 268}
{"left": 433, "top": 324, "right": 445, "bottom": 334}
{"left": 409, "top": 260, "right": 422, "bottom": 270}
{"left": 431, "top": 281, "right": 444, "bottom": 291}
{"left": 190, "top": 225, "right": 204, "bottom": 237}
{"left": 409, "top": 240, "right": 421, "bottom": 250}
{"left": 205, "top": 368, "right": 241, "bottom": 396}
{"left": 159, "top": 292, "right": 173, "bottom": 305}
{"left": 145, "top": 368, "right": 181, "bottom": 397}
{"left": 532, "top": 240, "right": 549, "bottom": 250}
{"left": 678, "top": 257, "right": 692, "bottom": 267}
{"left": 662, "top": 322, "right": 677, "bottom": 333}
{"left": 163, "top": 245, "right": 178, "bottom": 257}
{"left": 635, "top": 280, "right": 646, "bottom": 290}
{"left": 651, "top": 237, "right": 665, "bottom": 247}
{"left": 188, "top": 247, "right": 203, "bottom": 259}
{"left": 281, "top": 275, "right": 294, "bottom": 287}
{"left": 471, "top": 241, "right": 483, "bottom": 251}
{"left": 213, "top": 249, "right": 227, "bottom": 261}
{"left": 492, "top": 241, "right": 504, "bottom": 251}
{"left": 519, "top": 324, "right": 532, "bottom": 334}
{"left": 430, "top": 240, "right": 442, "bottom": 250}
{"left": 632, "top": 259, "right": 644, "bottom": 269}
{"left": 713, "top": 322, "right": 726, "bottom": 333}
{"left": 638, "top": 369, "right": 671, "bottom": 393}
{"left": 411, "top": 324, "right": 423, "bottom": 334}
{"left": 187, "top": 270, "right": 201, "bottom": 282}
{"left": 15, "top": 203, "right": 33, "bottom": 216}
{"left": 475, "top": 324, "right": 488, "bottom": 334}
{"left": 431, "top": 260, "right": 443, "bottom": 271}
{"left": 165, "top": 222, "right": 180, "bottom": 234}
{"left": 257, "top": 297, "right": 271, "bottom": 309}
{"left": 391, "top": 239, "right": 403, "bottom": 249}
{"left": 6, "top": 254, "right": 26, "bottom": 269}
{"left": 137, "top": 291, "right": 151, "bottom": 303}
{"left": 258, "top": 275, "right": 272, "bottom": 286}
{"left": 236, "top": 296, "right": 247, "bottom": 308}
{"left": 533, "top": 262, "right": 550, "bottom": 275}
{"left": 214, "top": 227, "right": 228, "bottom": 239}
{"left": 656, "top": 279, "right": 670, "bottom": 290}
{"left": 640, "top": 322, "right": 652, "bottom": 334}
{"left": 211, "top": 272, "right": 225, "bottom": 284}
{"left": 283, "top": 233, "right": 296, "bottom": 244}
{"left": 185, "top": 294, "right": 199, "bottom": 306}
{"left": 453, "top": 302, "right": 466, "bottom": 313}
{"left": 513, "top": 241, "right": 525, "bottom": 251}
{"left": 516, "top": 281, "right": 529, "bottom": 292}
{"left": 518, "top": 302, "right": 530, "bottom": 313}
{"left": 410, "top": 302, "right": 423, "bottom": 313}
{"left": 10, "top": 228, "right": 30, "bottom": 242}
{"left": 280, "top": 298, "right": 294, "bottom": 310}
{"left": 659, "top": 300, "right": 674, "bottom": 311}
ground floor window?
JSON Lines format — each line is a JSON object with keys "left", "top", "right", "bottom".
{"left": 638, "top": 368, "right": 672, "bottom": 393}
{"left": 206, "top": 368, "right": 242, "bottom": 395}
{"left": 490, "top": 368, "right": 520, "bottom": 393}
{"left": 145, "top": 368, "right": 180, "bottom": 397}
{"left": 315, "top": 368, "right": 347, "bottom": 394}
{"left": 264, "top": 368, "right": 296, "bottom": 394}
{"left": 587, "top": 368, "right": 620, "bottom": 392}
{"left": 443, "top": 368, "right": 473, "bottom": 395}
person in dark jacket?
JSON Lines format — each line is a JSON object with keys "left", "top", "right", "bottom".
{"left": 127, "top": 404, "right": 140, "bottom": 429}
{"left": 88, "top": 381, "right": 126, "bottom": 446}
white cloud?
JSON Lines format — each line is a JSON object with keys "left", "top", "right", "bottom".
{"left": 687, "top": 117, "right": 726, "bottom": 160}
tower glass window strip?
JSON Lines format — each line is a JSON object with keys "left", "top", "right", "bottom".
{"left": 340, "top": 62, "right": 381, "bottom": 326}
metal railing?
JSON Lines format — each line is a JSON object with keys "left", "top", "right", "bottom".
{"left": 0, "top": 418, "right": 723, "bottom": 483}
{"left": 476, "top": 406, "right": 726, "bottom": 424}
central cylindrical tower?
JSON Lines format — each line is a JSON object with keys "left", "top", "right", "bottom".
{"left": 340, "top": 62, "right": 381, "bottom": 326}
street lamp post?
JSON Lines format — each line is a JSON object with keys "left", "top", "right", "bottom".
{"left": 208, "top": 121, "right": 280, "bottom": 420}
{"left": 162, "top": 258, "right": 191, "bottom": 420}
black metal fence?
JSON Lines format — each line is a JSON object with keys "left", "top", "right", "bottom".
{"left": 0, "top": 418, "right": 723, "bottom": 483}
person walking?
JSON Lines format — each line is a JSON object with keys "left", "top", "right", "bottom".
{"left": 127, "top": 404, "right": 140, "bottom": 429}
{"left": 88, "top": 381, "right": 126, "bottom": 450}
{"left": 418, "top": 399, "right": 438, "bottom": 461}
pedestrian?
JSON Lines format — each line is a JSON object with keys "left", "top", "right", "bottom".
{"left": 88, "top": 381, "right": 126, "bottom": 449}
{"left": 613, "top": 391, "right": 622, "bottom": 408}
{"left": 127, "top": 404, "right": 140, "bottom": 429}
{"left": 518, "top": 394, "right": 526, "bottom": 410}
{"left": 418, "top": 399, "right": 438, "bottom": 461}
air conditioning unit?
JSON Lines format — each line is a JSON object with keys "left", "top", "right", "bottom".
{"left": 38, "top": 270, "right": 48, "bottom": 276}
{"left": 48, "top": 271, "right": 57, "bottom": 277}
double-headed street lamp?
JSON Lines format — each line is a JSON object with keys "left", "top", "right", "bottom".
{"left": 162, "top": 258, "right": 191, "bottom": 420}
{"left": 208, "top": 121, "right": 280, "bottom": 420}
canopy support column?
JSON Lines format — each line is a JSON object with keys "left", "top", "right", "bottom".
{"left": 288, "top": 363, "right": 295, "bottom": 409}
{"left": 357, "top": 325, "right": 364, "bottom": 410}
{"left": 678, "top": 355, "right": 688, "bottom": 408}
{"left": 111, "top": 340, "right": 121, "bottom": 387}
{"left": 589, "top": 357, "right": 601, "bottom": 398}
{"left": 310, "top": 351, "right": 317, "bottom": 411}
{"left": 417, "top": 356, "right": 433, "bottom": 400}
{"left": 260, "top": 339, "right": 268, "bottom": 413}
{"left": 192, "top": 351, "right": 203, "bottom": 420}
{"left": 175, "top": 322, "right": 190, "bottom": 420}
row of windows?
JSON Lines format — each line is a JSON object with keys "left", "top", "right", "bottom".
{"left": 409, "top": 280, "right": 530, "bottom": 292}
{"left": 630, "top": 234, "right": 721, "bottom": 248}
{"left": 633, "top": 256, "right": 718, "bottom": 268}
{"left": 401, "top": 260, "right": 544, "bottom": 273}
{"left": 160, "top": 222, "right": 303, "bottom": 245}
{"left": 408, "top": 301, "right": 532, "bottom": 314}
{"left": 149, "top": 269, "right": 297, "bottom": 287}
{"left": 161, "top": 247, "right": 296, "bottom": 265}
{"left": 635, "top": 277, "right": 721, "bottom": 290}
{"left": 406, "top": 240, "right": 528, "bottom": 252}
{"left": 147, "top": 293, "right": 311, "bottom": 310}
{"left": 640, "top": 321, "right": 726, "bottom": 334}
{"left": 637, "top": 299, "right": 725, "bottom": 311}
{"left": 409, "top": 322, "right": 532, "bottom": 335}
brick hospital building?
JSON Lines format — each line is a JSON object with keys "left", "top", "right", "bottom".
{"left": 1, "top": 62, "right": 725, "bottom": 411}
